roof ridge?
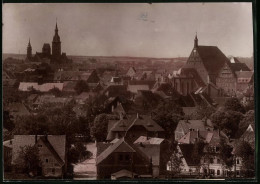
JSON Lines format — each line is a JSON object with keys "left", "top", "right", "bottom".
{"left": 38, "top": 137, "right": 64, "bottom": 166}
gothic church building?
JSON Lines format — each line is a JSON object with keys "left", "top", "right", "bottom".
{"left": 26, "top": 22, "right": 71, "bottom": 65}
{"left": 172, "top": 35, "right": 250, "bottom": 97}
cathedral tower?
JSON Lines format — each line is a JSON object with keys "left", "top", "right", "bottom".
{"left": 52, "top": 22, "right": 61, "bottom": 58}
{"left": 26, "top": 38, "right": 32, "bottom": 60}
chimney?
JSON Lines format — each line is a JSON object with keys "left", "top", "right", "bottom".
{"left": 119, "top": 113, "right": 123, "bottom": 120}
{"left": 111, "top": 105, "right": 114, "bottom": 112}
{"left": 137, "top": 113, "right": 139, "bottom": 119}
{"left": 35, "top": 134, "right": 38, "bottom": 144}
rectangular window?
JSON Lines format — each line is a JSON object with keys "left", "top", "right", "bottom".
{"left": 210, "top": 158, "right": 214, "bottom": 163}
{"left": 38, "top": 145, "right": 42, "bottom": 147}
{"left": 237, "top": 159, "right": 240, "bottom": 164}
{"left": 125, "top": 155, "right": 130, "bottom": 161}
{"left": 217, "top": 159, "right": 220, "bottom": 164}
{"left": 119, "top": 154, "right": 123, "bottom": 161}
{"left": 217, "top": 170, "right": 220, "bottom": 175}
{"left": 46, "top": 158, "right": 48, "bottom": 163}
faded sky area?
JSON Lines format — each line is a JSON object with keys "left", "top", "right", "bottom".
{"left": 3, "top": 3, "right": 253, "bottom": 58}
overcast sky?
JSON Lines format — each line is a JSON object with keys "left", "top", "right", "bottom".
{"left": 3, "top": 3, "right": 253, "bottom": 58}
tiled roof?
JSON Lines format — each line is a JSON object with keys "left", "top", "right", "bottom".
{"left": 38, "top": 137, "right": 64, "bottom": 166}
{"left": 134, "top": 136, "right": 164, "bottom": 145}
{"left": 196, "top": 46, "right": 230, "bottom": 75}
{"left": 19, "top": 82, "right": 63, "bottom": 92}
{"left": 128, "top": 80, "right": 156, "bottom": 89}
{"left": 96, "top": 138, "right": 136, "bottom": 165}
{"left": 96, "top": 142, "right": 112, "bottom": 157}
{"left": 178, "top": 144, "right": 201, "bottom": 166}
{"left": 128, "top": 115, "right": 164, "bottom": 132}
{"left": 12, "top": 135, "right": 66, "bottom": 165}
{"left": 54, "top": 70, "right": 95, "bottom": 81}
{"left": 235, "top": 71, "right": 254, "bottom": 79}
{"left": 178, "top": 119, "right": 214, "bottom": 135}
{"left": 178, "top": 129, "right": 227, "bottom": 146}
{"left": 107, "top": 115, "right": 164, "bottom": 140}
{"left": 34, "top": 95, "right": 72, "bottom": 105}
{"left": 230, "top": 63, "right": 250, "bottom": 72}
{"left": 127, "top": 85, "right": 149, "bottom": 93}
{"left": 104, "top": 85, "right": 128, "bottom": 97}
{"left": 111, "top": 169, "right": 138, "bottom": 178}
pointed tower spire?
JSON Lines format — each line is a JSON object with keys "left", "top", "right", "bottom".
{"left": 194, "top": 32, "right": 198, "bottom": 48}
{"left": 28, "top": 38, "right": 31, "bottom": 47}
{"left": 55, "top": 18, "right": 58, "bottom": 32}
{"left": 52, "top": 18, "right": 61, "bottom": 57}
{"left": 27, "top": 38, "right": 32, "bottom": 60}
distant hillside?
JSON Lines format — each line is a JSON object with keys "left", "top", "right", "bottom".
{"left": 3, "top": 53, "right": 27, "bottom": 60}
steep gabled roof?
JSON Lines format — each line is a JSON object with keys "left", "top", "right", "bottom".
{"left": 196, "top": 46, "right": 230, "bottom": 75}
{"left": 127, "top": 115, "right": 164, "bottom": 132}
{"left": 178, "top": 129, "right": 227, "bottom": 145}
{"left": 38, "top": 137, "right": 64, "bottom": 166}
{"left": 12, "top": 135, "right": 66, "bottom": 165}
{"left": 178, "top": 144, "right": 201, "bottom": 166}
{"left": 96, "top": 138, "right": 136, "bottom": 165}
{"left": 230, "top": 63, "right": 250, "bottom": 72}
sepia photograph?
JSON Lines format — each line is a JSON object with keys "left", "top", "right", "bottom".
{"left": 2, "top": 2, "right": 256, "bottom": 181}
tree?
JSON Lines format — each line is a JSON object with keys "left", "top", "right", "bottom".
{"left": 244, "top": 101, "right": 254, "bottom": 112}
{"left": 238, "top": 110, "right": 254, "bottom": 134}
{"left": 67, "top": 147, "right": 80, "bottom": 164}
{"left": 74, "top": 142, "right": 92, "bottom": 161}
{"left": 14, "top": 145, "right": 41, "bottom": 175}
{"left": 48, "top": 87, "right": 62, "bottom": 97}
{"left": 90, "top": 114, "right": 109, "bottom": 141}
{"left": 219, "top": 139, "right": 234, "bottom": 172}
{"left": 152, "top": 100, "right": 184, "bottom": 141}
{"left": 190, "top": 104, "right": 216, "bottom": 120}
{"left": 224, "top": 97, "right": 245, "bottom": 114}
{"left": 3, "top": 110, "right": 15, "bottom": 131}
{"left": 13, "top": 114, "right": 49, "bottom": 135}
{"left": 234, "top": 141, "right": 255, "bottom": 177}
{"left": 191, "top": 140, "right": 205, "bottom": 175}
{"left": 210, "top": 110, "right": 243, "bottom": 138}
{"left": 74, "top": 80, "right": 89, "bottom": 95}
{"left": 168, "top": 150, "right": 183, "bottom": 177}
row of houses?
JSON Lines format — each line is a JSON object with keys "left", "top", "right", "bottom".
{"left": 94, "top": 112, "right": 255, "bottom": 179}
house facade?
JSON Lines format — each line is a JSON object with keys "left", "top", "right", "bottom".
{"left": 96, "top": 138, "right": 152, "bottom": 179}
{"left": 11, "top": 135, "right": 67, "bottom": 178}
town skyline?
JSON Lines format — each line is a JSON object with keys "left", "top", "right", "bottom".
{"left": 3, "top": 3, "right": 253, "bottom": 58}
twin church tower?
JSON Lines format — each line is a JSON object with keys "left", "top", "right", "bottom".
{"left": 26, "top": 22, "right": 67, "bottom": 63}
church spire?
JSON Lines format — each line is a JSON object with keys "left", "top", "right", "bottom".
{"left": 28, "top": 38, "right": 31, "bottom": 47}
{"left": 194, "top": 32, "right": 198, "bottom": 48}
{"left": 27, "top": 38, "right": 32, "bottom": 60}
{"left": 52, "top": 19, "right": 61, "bottom": 58}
